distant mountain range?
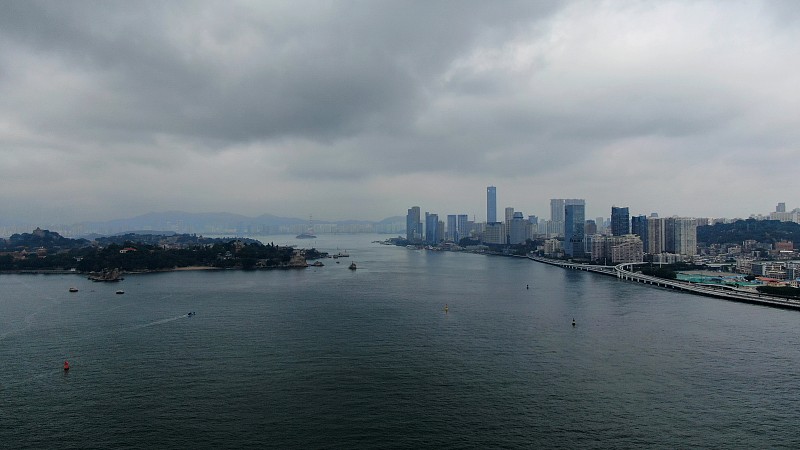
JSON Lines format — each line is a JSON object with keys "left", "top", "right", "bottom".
{"left": 0, "top": 211, "right": 406, "bottom": 238}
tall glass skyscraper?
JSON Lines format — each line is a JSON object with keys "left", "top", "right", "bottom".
{"left": 611, "top": 206, "right": 630, "bottom": 236}
{"left": 406, "top": 206, "right": 421, "bottom": 242}
{"left": 425, "top": 212, "right": 439, "bottom": 244}
{"left": 487, "top": 186, "right": 497, "bottom": 223}
{"left": 631, "top": 215, "right": 648, "bottom": 250}
{"left": 564, "top": 200, "right": 586, "bottom": 258}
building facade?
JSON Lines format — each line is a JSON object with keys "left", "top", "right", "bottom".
{"left": 406, "top": 206, "right": 421, "bottom": 242}
{"left": 564, "top": 200, "right": 586, "bottom": 258}
{"left": 611, "top": 206, "right": 630, "bottom": 236}
{"left": 487, "top": 186, "right": 497, "bottom": 223}
{"left": 631, "top": 215, "right": 648, "bottom": 250}
{"left": 509, "top": 212, "right": 528, "bottom": 245}
{"left": 425, "top": 212, "right": 439, "bottom": 244}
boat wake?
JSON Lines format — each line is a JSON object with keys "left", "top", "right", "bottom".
{"left": 127, "top": 314, "right": 191, "bottom": 331}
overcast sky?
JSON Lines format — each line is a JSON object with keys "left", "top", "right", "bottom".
{"left": 1, "top": 1, "right": 798, "bottom": 224}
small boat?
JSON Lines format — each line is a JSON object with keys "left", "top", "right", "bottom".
{"left": 116, "top": 290, "right": 125, "bottom": 295}
{"left": 63, "top": 360, "right": 70, "bottom": 371}
{"left": 572, "top": 318, "right": 576, "bottom": 327}
{"left": 188, "top": 312, "right": 196, "bottom": 317}
{"left": 311, "top": 261, "right": 324, "bottom": 267}
{"left": 69, "top": 287, "right": 79, "bottom": 292}
{"left": 349, "top": 262, "right": 357, "bottom": 270}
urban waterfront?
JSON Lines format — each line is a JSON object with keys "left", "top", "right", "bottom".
{"left": 2, "top": 234, "right": 800, "bottom": 449}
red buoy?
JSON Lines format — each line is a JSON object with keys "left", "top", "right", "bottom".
{"left": 63, "top": 360, "right": 70, "bottom": 371}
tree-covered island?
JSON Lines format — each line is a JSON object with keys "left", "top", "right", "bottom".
{"left": 0, "top": 228, "right": 324, "bottom": 273}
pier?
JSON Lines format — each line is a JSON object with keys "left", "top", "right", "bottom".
{"left": 528, "top": 255, "right": 800, "bottom": 310}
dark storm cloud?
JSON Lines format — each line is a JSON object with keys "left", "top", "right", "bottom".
{"left": 0, "top": 1, "right": 563, "bottom": 145}
{"left": 0, "top": 1, "right": 797, "bottom": 224}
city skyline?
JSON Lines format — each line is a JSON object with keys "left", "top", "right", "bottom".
{"left": 1, "top": 2, "right": 799, "bottom": 224}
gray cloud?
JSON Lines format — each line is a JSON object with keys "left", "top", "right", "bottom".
{"left": 0, "top": 0, "right": 798, "bottom": 225}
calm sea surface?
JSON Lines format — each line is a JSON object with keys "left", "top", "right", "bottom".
{"left": 2, "top": 234, "right": 800, "bottom": 449}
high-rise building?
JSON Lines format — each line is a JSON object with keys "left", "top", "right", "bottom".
{"left": 487, "top": 186, "right": 497, "bottom": 223}
{"left": 564, "top": 200, "right": 586, "bottom": 257}
{"left": 509, "top": 212, "right": 528, "bottom": 245}
{"left": 446, "top": 214, "right": 470, "bottom": 243}
{"left": 631, "top": 215, "right": 648, "bottom": 250}
{"left": 611, "top": 206, "right": 630, "bottom": 236}
{"left": 505, "top": 207, "right": 515, "bottom": 243}
{"left": 528, "top": 215, "right": 539, "bottom": 237}
{"left": 550, "top": 199, "right": 565, "bottom": 223}
{"left": 671, "top": 217, "right": 697, "bottom": 256}
{"left": 425, "top": 212, "right": 439, "bottom": 244}
{"left": 646, "top": 216, "right": 696, "bottom": 256}
{"left": 777, "top": 202, "right": 786, "bottom": 213}
{"left": 482, "top": 222, "right": 505, "bottom": 245}
{"left": 447, "top": 215, "right": 458, "bottom": 242}
{"left": 551, "top": 199, "right": 583, "bottom": 237}
{"left": 406, "top": 206, "right": 421, "bottom": 242}
{"left": 457, "top": 214, "right": 468, "bottom": 243}
{"left": 589, "top": 234, "right": 643, "bottom": 264}
{"left": 646, "top": 217, "right": 664, "bottom": 254}
{"left": 584, "top": 219, "right": 597, "bottom": 236}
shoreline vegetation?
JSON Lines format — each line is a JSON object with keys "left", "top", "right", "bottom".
{"left": 0, "top": 229, "right": 327, "bottom": 275}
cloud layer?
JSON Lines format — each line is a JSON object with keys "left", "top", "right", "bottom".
{"left": 1, "top": 1, "right": 797, "bottom": 224}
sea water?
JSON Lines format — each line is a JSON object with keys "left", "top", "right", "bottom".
{"left": 1, "top": 234, "right": 799, "bottom": 448}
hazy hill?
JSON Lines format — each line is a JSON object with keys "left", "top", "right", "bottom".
{"left": 697, "top": 219, "right": 800, "bottom": 245}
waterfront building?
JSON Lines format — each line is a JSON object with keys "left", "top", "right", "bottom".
{"left": 509, "top": 212, "right": 528, "bottom": 245}
{"left": 447, "top": 215, "right": 458, "bottom": 242}
{"left": 631, "top": 215, "right": 648, "bottom": 250}
{"left": 650, "top": 252, "right": 686, "bottom": 264}
{"left": 647, "top": 217, "right": 665, "bottom": 254}
{"left": 588, "top": 234, "right": 643, "bottom": 264}
{"left": 611, "top": 235, "right": 644, "bottom": 263}
{"left": 564, "top": 200, "right": 586, "bottom": 258}
{"left": 406, "top": 206, "right": 421, "bottom": 242}
{"left": 611, "top": 206, "right": 630, "bottom": 236}
{"left": 751, "top": 261, "right": 787, "bottom": 279}
{"left": 482, "top": 222, "right": 506, "bottom": 245}
{"left": 425, "top": 212, "right": 439, "bottom": 244}
{"left": 487, "top": 186, "right": 497, "bottom": 223}
{"left": 527, "top": 216, "right": 539, "bottom": 238}
{"left": 543, "top": 238, "right": 562, "bottom": 256}
{"left": 665, "top": 217, "right": 697, "bottom": 256}
{"left": 456, "top": 214, "right": 468, "bottom": 243}
{"left": 505, "top": 207, "right": 515, "bottom": 244}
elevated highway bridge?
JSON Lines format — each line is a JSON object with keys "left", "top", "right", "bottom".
{"left": 528, "top": 255, "right": 800, "bottom": 310}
